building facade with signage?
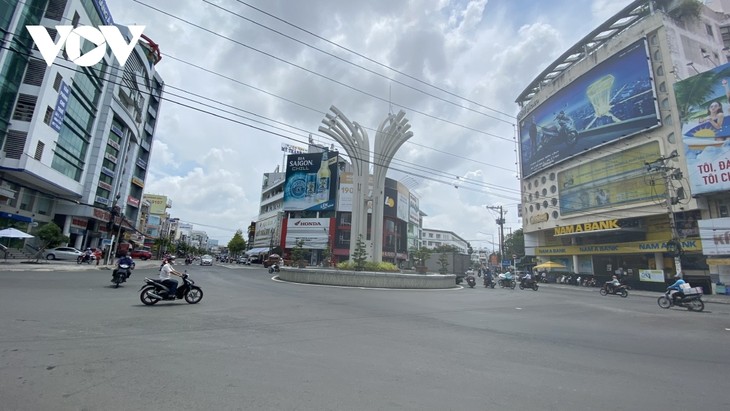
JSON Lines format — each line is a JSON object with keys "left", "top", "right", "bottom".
{"left": 251, "top": 142, "right": 426, "bottom": 266}
{"left": 0, "top": 0, "right": 163, "bottom": 253}
{"left": 515, "top": 1, "right": 730, "bottom": 291}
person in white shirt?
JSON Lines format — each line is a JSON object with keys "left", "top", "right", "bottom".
{"left": 159, "top": 257, "right": 184, "bottom": 299}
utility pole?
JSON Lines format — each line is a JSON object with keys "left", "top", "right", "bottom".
{"left": 645, "top": 150, "right": 684, "bottom": 274}
{"left": 486, "top": 205, "right": 506, "bottom": 262}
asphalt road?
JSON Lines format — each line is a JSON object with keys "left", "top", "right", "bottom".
{"left": 1, "top": 264, "right": 728, "bottom": 411}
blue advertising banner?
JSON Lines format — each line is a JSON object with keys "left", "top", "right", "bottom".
{"left": 283, "top": 151, "right": 338, "bottom": 211}
{"left": 518, "top": 39, "right": 660, "bottom": 177}
{"left": 50, "top": 81, "right": 71, "bottom": 132}
{"left": 673, "top": 62, "right": 730, "bottom": 196}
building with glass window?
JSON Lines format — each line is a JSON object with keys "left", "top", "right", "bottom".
{"left": 0, "top": 0, "right": 163, "bottom": 254}
{"left": 515, "top": 0, "right": 730, "bottom": 292}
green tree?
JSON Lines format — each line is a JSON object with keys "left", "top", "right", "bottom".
{"left": 227, "top": 229, "right": 247, "bottom": 257}
{"left": 34, "top": 222, "right": 68, "bottom": 260}
{"left": 291, "top": 239, "right": 307, "bottom": 267}
{"left": 437, "top": 253, "right": 449, "bottom": 274}
{"left": 503, "top": 228, "right": 525, "bottom": 260}
{"left": 409, "top": 246, "right": 431, "bottom": 271}
{"left": 321, "top": 241, "right": 333, "bottom": 267}
{"left": 351, "top": 234, "right": 368, "bottom": 271}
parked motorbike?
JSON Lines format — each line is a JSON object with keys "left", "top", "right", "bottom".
{"left": 657, "top": 290, "right": 704, "bottom": 312}
{"left": 268, "top": 263, "right": 280, "bottom": 274}
{"left": 139, "top": 272, "right": 203, "bottom": 305}
{"left": 599, "top": 284, "right": 628, "bottom": 298}
{"left": 465, "top": 275, "right": 476, "bottom": 288}
{"left": 519, "top": 277, "right": 539, "bottom": 291}
{"left": 111, "top": 262, "right": 134, "bottom": 288}
{"left": 483, "top": 276, "right": 496, "bottom": 289}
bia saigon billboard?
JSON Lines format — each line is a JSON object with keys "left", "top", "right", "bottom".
{"left": 283, "top": 151, "right": 338, "bottom": 211}
{"left": 518, "top": 39, "right": 660, "bottom": 177}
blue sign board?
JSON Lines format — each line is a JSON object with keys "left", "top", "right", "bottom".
{"left": 50, "top": 81, "right": 71, "bottom": 132}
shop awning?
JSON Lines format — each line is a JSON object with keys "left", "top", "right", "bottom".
{"left": 245, "top": 247, "right": 269, "bottom": 255}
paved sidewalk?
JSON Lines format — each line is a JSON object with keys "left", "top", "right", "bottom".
{"left": 0, "top": 258, "right": 161, "bottom": 271}
{"left": 540, "top": 282, "right": 730, "bottom": 305}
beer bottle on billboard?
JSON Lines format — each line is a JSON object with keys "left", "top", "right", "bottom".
{"left": 317, "top": 151, "right": 330, "bottom": 202}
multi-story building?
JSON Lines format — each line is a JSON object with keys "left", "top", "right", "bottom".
{"left": 249, "top": 142, "right": 429, "bottom": 266}
{"left": 515, "top": 0, "right": 730, "bottom": 291}
{"left": 421, "top": 228, "right": 469, "bottom": 253}
{"left": 0, "top": 0, "right": 163, "bottom": 254}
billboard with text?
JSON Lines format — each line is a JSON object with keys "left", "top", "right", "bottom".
{"left": 673, "top": 62, "right": 730, "bottom": 196}
{"left": 519, "top": 39, "right": 660, "bottom": 177}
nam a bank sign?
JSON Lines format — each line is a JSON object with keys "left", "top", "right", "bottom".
{"left": 554, "top": 219, "right": 620, "bottom": 236}
{"left": 537, "top": 239, "right": 701, "bottom": 256}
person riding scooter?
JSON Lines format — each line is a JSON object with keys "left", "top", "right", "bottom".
{"left": 666, "top": 274, "right": 687, "bottom": 303}
{"left": 113, "top": 252, "right": 135, "bottom": 282}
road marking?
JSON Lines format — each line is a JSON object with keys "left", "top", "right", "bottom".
{"left": 516, "top": 307, "right": 522, "bottom": 310}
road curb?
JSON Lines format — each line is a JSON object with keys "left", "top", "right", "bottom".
{"left": 540, "top": 282, "right": 730, "bottom": 305}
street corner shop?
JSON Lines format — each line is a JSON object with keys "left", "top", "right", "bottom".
{"left": 532, "top": 217, "right": 709, "bottom": 292}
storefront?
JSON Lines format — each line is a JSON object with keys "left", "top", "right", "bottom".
{"left": 536, "top": 217, "right": 708, "bottom": 291}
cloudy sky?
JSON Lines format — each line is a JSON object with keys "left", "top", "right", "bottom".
{"left": 106, "top": 0, "right": 633, "bottom": 248}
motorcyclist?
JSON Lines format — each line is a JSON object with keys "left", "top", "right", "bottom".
{"left": 158, "top": 256, "right": 184, "bottom": 300}
{"left": 521, "top": 271, "right": 532, "bottom": 286}
{"left": 605, "top": 275, "right": 620, "bottom": 293}
{"left": 114, "top": 252, "right": 135, "bottom": 281}
{"left": 82, "top": 247, "right": 93, "bottom": 263}
{"left": 502, "top": 270, "right": 514, "bottom": 287}
{"left": 484, "top": 268, "right": 493, "bottom": 286}
{"left": 666, "top": 274, "right": 687, "bottom": 302}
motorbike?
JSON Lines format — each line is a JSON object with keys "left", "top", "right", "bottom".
{"left": 540, "top": 116, "right": 578, "bottom": 147}
{"left": 657, "top": 290, "right": 704, "bottom": 312}
{"left": 77, "top": 253, "right": 94, "bottom": 264}
{"left": 111, "top": 262, "right": 134, "bottom": 288}
{"left": 498, "top": 275, "right": 516, "bottom": 289}
{"left": 268, "top": 263, "right": 280, "bottom": 274}
{"left": 483, "top": 276, "right": 496, "bottom": 288}
{"left": 139, "top": 272, "right": 203, "bottom": 305}
{"left": 184, "top": 256, "right": 193, "bottom": 265}
{"left": 599, "top": 283, "right": 628, "bottom": 298}
{"left": 465, "top": 275, "right": 476, "bottom": 288}
{"left": 519, "top": 277, "right": 539, "bottom": 291}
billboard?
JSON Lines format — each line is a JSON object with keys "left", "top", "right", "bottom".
{"left": 558, "top": 142, "right": 665, "bottom": 215}
{"left": 409, "top": 194, "right": 420, "bottom": 224}
{"left": 698, "top": 217, "right": 730, "bottom": 255}
{"left": 673, "top": 62, "right": 730, "bottom": 195}
{"left": 285, "top": 218, "right": 330, "bottom": 249}
{"left": 283, "top": 151, "right": 338, "bottom": 211}
{"left": 397, "top": 182, "right": 409, "bottom": 222}
{"left": 384, "top": 186, "right": 397, "bottom": 218}
{"left": 144, "top": 194, "right": 168, "bottom": 215}
{"left": 519, "top": 39, "right": 660, "bottom": 177}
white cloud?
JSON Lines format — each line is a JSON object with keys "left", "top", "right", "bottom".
{"left": 107, "top": 0, "right": 633, "bottom": 244}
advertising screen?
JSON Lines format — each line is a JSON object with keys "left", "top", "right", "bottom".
{"left": 283, "top": 151, "right": 338, "bottom": 211}
{"left": 558, "top": 142, "right": 664, "bottom": 215}
{"left": 519, "top": 39, "right": 660, "bottom": 177}
{"left": 673, "top": 62, "right": 730, "bottom": 196}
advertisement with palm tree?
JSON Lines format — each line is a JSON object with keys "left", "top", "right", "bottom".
{"left": 674, "top": 63, "right": 730, "bottom": 195}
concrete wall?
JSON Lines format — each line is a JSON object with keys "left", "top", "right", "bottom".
{"left": 278, "top": 267, "right": 458, "bottom": 289}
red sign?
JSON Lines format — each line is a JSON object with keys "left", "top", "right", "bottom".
{"left": 71, "top": 218, "right": 87, "bottom": 228}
